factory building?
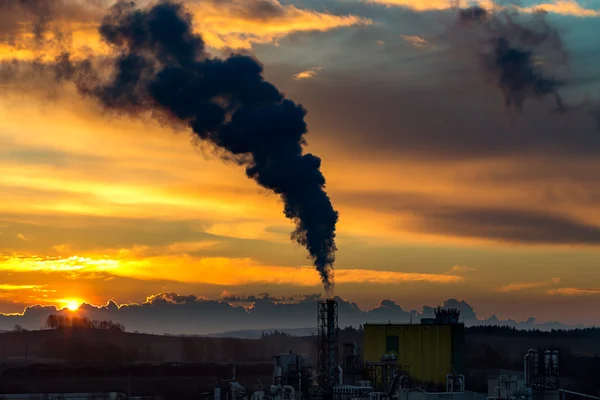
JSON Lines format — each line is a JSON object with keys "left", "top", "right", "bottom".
{"left": 363, "top": 308, "right": 465, "bottom": 388}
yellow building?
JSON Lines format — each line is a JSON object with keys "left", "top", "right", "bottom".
{"left": 363, "top": 321, "right": 464, "bottom": 388}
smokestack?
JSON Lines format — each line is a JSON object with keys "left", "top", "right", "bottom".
{"left": 318, "top": 298, "right": 338, "bottom": 397}
{"left": 326, "top": 299, "right": 338, "bottom": 390}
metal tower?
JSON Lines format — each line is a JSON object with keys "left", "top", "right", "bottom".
{"left": 318, "top": 299, "right": 338, "bottom": 398}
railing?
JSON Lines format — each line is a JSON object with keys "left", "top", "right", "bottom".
{"left": 559, "top": 390, "right": 600, "bottom": 400}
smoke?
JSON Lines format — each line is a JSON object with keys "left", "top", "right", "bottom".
{"left": 4, "top": 1, "right": 339, "bottom": 290}
{"left": 0, "top": 0, "right": 104, "bottom": 47}
{"left": 455, "top": 4, "right": 568, "bottom": 112}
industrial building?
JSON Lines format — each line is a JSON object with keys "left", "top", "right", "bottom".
{"left": 363, "top": 308, "right": 465, "bottom": 389}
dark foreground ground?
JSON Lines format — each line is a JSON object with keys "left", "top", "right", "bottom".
{"left": 0, "top": 363, "right": 274, "bottom": 400}
{"left": 1, "top": 328, "right": 599, "bottom": 399}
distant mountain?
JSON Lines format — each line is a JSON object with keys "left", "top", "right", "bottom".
{"left": 1, "top": 294, "right": 593, "bottom": 335}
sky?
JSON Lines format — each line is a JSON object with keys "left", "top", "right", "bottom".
{"left": 1, "top": 0, "right": 600, "bottom": 328}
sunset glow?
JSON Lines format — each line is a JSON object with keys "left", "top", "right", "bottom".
{"left": 0, "top": 0, "right": 599, "bottom": 328}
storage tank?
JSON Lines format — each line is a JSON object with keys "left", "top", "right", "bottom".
{"left": 551, "top": 350, "right": 559, "bottom": 375}
{"left": 544, "top": 350, "right": 551, "bottom": 375}
{"left": 215, "top": 383, "right": 221, "bottom": 400}
{"left": 531, "top": 350, "right": 539, "bottom": 376}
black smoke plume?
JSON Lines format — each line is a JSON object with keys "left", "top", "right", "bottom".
{"left": 456, "top": 5, "right": 567, "bottom": 112}
{"left": 44, "top": 1, "right": 339, "bottom": 289}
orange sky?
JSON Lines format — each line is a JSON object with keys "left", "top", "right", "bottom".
{"left": 1, "top": 0, "right": 600, "bottom": 325}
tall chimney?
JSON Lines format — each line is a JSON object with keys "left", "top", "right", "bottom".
{"left": 318, "top": 298, "right": 339, "bottom": 398}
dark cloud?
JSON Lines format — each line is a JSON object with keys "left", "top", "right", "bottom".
{"left": 454, "top": 5, "right": 568, "bottom": 112}
{"left": 339, "top": 190, "right": 600, "bottom": 246}
{"left": 415, "top": 207, "right": 600, "bottom": 245}
{"left": 256, "top": 3, "right": 600, "bottom": 162}
{"left": 0, "top": 294, "right": 584, "bottom": 334}
{"left": 268, "top": 64, "right": 598, "bottom": 162}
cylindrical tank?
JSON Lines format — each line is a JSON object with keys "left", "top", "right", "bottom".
{"left": 551, "top": 350, "right": 559, "bottom": 375}
{"left": 274, "top": 366, "right": 282, "bottom": 385}
{"left": 531, "top": 350, "right": 539, "bottom": 376}
{"left": 544, "top": 350, "right": 551, "bottom": 375}
{"left": 214, "top": 383, "right": 221, "bottom": 400}
{"left": 524, "top": 352, "right": 531, "bottom": 386}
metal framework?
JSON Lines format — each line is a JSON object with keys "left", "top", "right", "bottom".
{"left": 318, "top": 299, "right": 338, "bottom": 397}
{"left": 342, "top": 342, "right": 361, "bottom": 386}
{"left": 365, "top": 361, "right": 408, "bottom": 393}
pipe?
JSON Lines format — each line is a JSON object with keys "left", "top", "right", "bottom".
{"left": 524, "top": 354, "right": 530, "bottom": 387}
{"left": 283, "top": 385, "right": 295, "bottom": 400}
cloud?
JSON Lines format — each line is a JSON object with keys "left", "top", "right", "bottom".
{"left": 188, "top": 0, "right": 371, "bottom": 49}
{"left": 280, "top": 65, "right": 599, "bottom": 165}
{"left": 219, "top": 291, "right": 322, "bottom": 303}
{"left": 0, "top": 293, "right": 586, "bottom": 334}
{"left": 16, "top": 233, "right": 27, "bottom": 241}
{"left": 0, "top": 0, "right": 104, "bottom": 40}
{"left": 365, "top": 0, "right": 600, "bottom": 17}
{"left": 145, "top": 292, "right": 207, "bottom": 305}
{"left": 447, "top": 265, "right": 475, "bottom": 274}
{"left": 0, "top": 254, "right": 463, "bottom": 287}
{"left": 401, "top": 35, "right": 430, "bottom": 48}
{"left": 497, "top": 277, "right": 561, "bottom": 293}
{"left": 415, "top": 207, "right": 600, "bottom": 245}
{"left": 0, "top": 0, "right": 370, "bottom": 60}
{"left": 520, "top": 1, "right": 600, "bottom": 17}
{"left": 547, "top": 287, "right": 600, "bottom": 296}
{"left": 0, "top": 284, "right": 43, "bottom": 291}
{"left": 339, "top": 190, "right": 600, "bottom": 247}
{"left": 0, "top": 255, "right": 120, "bottom": 273}
{"left": 293, "top": 66, "right": 324, "bottom": 80}
{"left": 453, "top": 3, "right": 569, "bottom": 113}
{"left": 0, "top": 0, "right": 598, "bottom": 315}
{"left": 364, "top": 0, "right": 465, "bottom": 11}
{"left": 335, "top": 269, "right": 463, "bottom": 284}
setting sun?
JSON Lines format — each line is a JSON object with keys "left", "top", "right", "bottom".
{"left": 62, "top": 300, "right": 81, "bottom": 311}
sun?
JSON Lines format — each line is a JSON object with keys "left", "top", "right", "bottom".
{"left": 64, "top": 300, "right": 81, "bottom": 311}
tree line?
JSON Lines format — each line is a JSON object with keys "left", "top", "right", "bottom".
{"left": 45, "top": 314, "right": 125, "bottom": 332}
{"left": 466, "top": 325, "right": 600, "bottom": 338}
{"left": 331, "top": 324, "right": 600, "bottom": 338}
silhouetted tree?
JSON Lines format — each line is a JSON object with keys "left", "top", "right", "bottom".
{"left": 44, "top": 314, "right": 125, "bottom": 332}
